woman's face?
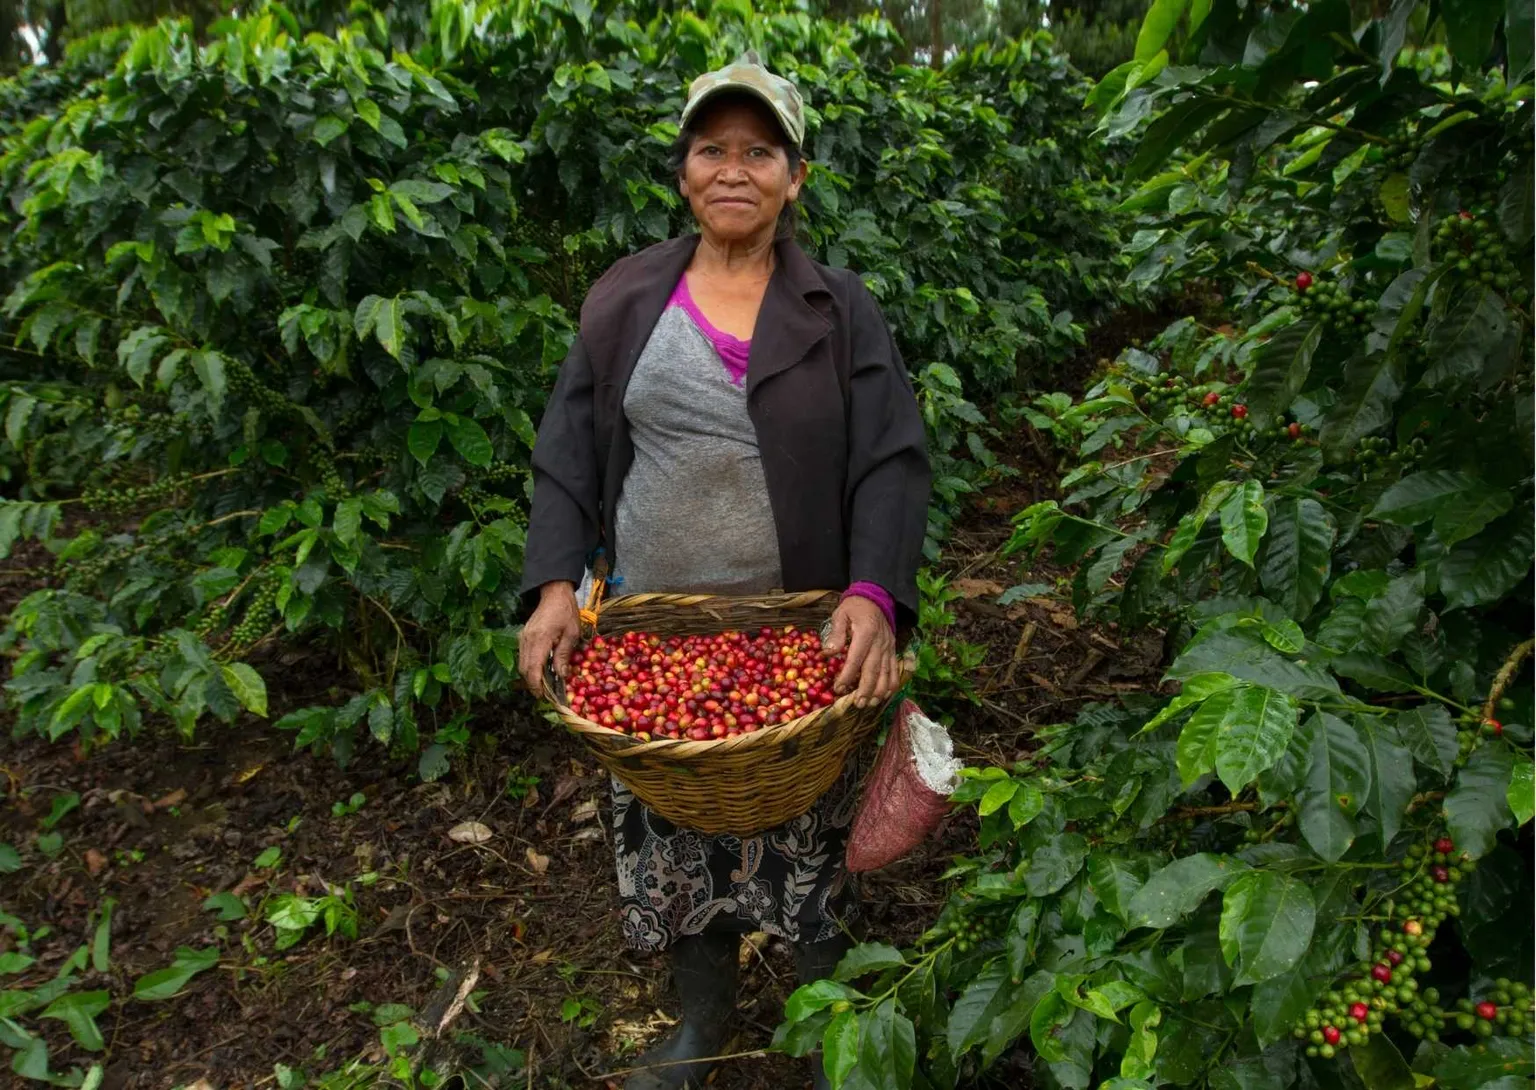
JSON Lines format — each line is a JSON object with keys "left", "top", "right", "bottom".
{"left": 679, "top": 98, "right": 806, "bottom": 246}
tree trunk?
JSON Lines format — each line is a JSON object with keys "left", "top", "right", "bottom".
{"left": 929, "top": 0, "right": 944, "bottom": 68}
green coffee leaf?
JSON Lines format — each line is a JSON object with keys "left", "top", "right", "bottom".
{"left": 1218, "top": 872, "right": 1315, "bottom": 985}
{"left": 1444, "top": 746, "right": 1515, "bottom": 859}
{"left": 1127, "top": 854, "right": 1247, "bottom": 929}
{"left": 1212, "top": 685, "right": 1297, "bottom": 795}
{"left": 1258, "top": 497, "right": 1333, "bottom": 620}
{"left": 1439, "top": 514, "right": 1535, "bottom": 611}
{"left": 1509, "top": 760, "right": 1534, "bottom": 826}
{"left": 41, "top": 990, "right": 110, "bottom": 1051}
{"left": 1217, "top": 481, "right": 1267, "bottom": 566}
{"left": 856, "top": 998, "right": 915, "bottom": 1090}
{"left": 834, "top": 943, "right": 905, "bottom": 981}
{"left": 221, "top": 664, "right": 268, "bottom": 717}
{"left": 1361, "top": 716, "right": 1415, "bottom": 846}
{"left": 202, "top": 892, "right": 249, "bottom": 921}
{"left": 1162, "top": 481, "right": 1236, "bottom": 573}
{"left": 1295, "top": 712, "right": 1370, "bottom": 862}
{"left": 1396, "top": 704, "right": 1458, "bottom": 779}
{"left": 132, "top": 946, "right": 219, "bottom": 1001}
{"left": 784, "top": 979, "right": 860, "bottom": 1024}
{"left": 446, "top": 415, "right": 493, "bottom": 466}
{"left": 822, "top": 1008, "right": 859, "bottom": 1087}
{"left": 91, "top": 898, "right": 113, "bottom": 973}
{"left": 946, "top": 961, "right": 1013, "bottom": 1060}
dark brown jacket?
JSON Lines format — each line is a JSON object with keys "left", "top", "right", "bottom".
{"left": 519, "top": 236, "right": 930, "bottom": 627}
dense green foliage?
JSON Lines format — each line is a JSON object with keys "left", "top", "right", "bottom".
{"left": 778, "top": 1, "right": 1536, "bottom": 1087}
{"left": 0, "top": 1, "right": 1120, "bottom": 776}
{"left": 4, "top": 0, "right": 1533, "bottom": 1087}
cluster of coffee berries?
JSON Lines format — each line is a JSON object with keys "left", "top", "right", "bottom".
{"left": 1343, "top": 434, "right": 1425, "bottom": 475}
{"left": 940, "top": 911, "right": 1008, "bottom": 955}
{"left": 1294, "top": 274, "right": 1372, "bottom": 333}
{"left": 223, "top": 572, "right": 281, "bottom": 655}
{"left": 1450, "top": 981, "right": 1534, "bottom": 1038}
{"left": 475, "top": 461, "right": 524, "bottom": 487}
{"left": 1454, "top": 715, "right": 1504, "bottom": 767}
{"left": 1136, "top": 373, "right": 1264, "bottom": 436}
{"left": 1436, "top": 210, "right": 1528, "bottom": 304}
{"left": 1294, "top": 836, "right": 1475, "bottom": 1059}
{"left": 194, "top": 601, "right": 231, "bottom": 640}
{"left": 105, "top": 404, "right": 202, "bottom": 444}
{"left": 63, "top": 519, "right": 205, "bottom": 585}
{"left": 310, "top": 449, "right": 345, "bottom": 498}
{"left": 1392, "top": 838, "right": 1472, "bottom": 922}
{"left": 1380, "top": 130, "right": 1425, "bottom": 170}
{"left": 227, "top": 358, "right": 294, "bottom": 416}
{"left": 81, "top": 474, "right": 192, "bottom": 511}
{"left": 1239, "top": 809, "right": 1297, "bottom": 845}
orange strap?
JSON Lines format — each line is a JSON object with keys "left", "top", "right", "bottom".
{"left": 578, "top": 572, "right": 606, "bottom": 628}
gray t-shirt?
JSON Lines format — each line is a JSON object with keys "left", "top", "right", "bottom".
{"left": 612, "top": 305, "right": 783, "bottom": 596}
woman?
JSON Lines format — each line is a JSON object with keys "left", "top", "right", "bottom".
{"left": 517, "top": 52, "right": 929, "bottom": 1090}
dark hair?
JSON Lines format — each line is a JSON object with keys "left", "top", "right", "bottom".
{"left": 668, "top": 90, "right": 805, "bottom": 241}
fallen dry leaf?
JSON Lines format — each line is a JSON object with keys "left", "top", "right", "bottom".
{"left": 230, "top": 871, "right": 268, "bottom": 898}
{"left": 83, "top": 849, "right": 107, "bottom": 877}
{"left": 448, "top": 821, "right": 493, "bottom": 844}
{"left": 546, "top": 773, "right": 583, "bottom": 809}
{"left": 571, "top": 826, "right": 604, "bottom": 843}
{"left": 525, "top": 847, "right": 551, "bottom": 874}
{"left": 951, "top": 578, "right": 1005, "bottom": 599}
{"left": 153, "top": 788, "right": 187, "bottom": 810}
{"left": 570, "top": 798, "right": 599, "bottom": 825}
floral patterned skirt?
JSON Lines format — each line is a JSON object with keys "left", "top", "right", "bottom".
{"left": 611, "top": 761, "right": 863, "bottom": 953}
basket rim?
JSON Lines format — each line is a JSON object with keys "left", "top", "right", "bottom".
{"left": 550, "top": 686, "right": 878, "bottom": 758}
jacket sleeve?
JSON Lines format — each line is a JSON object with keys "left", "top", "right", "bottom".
{"left": 519, "top": 335, "right": 601, "bottom": 607}
{"left": 844, "top": 281, "right": 931, "bottom": 631}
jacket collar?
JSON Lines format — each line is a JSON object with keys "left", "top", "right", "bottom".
{"left": 578, "top": 234, "right": 833, "bottom": 393}
{"left": 749, "top": 237, "right": 834, "bottom": 395}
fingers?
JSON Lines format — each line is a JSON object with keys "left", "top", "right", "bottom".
{"left": 823, "top": 608, "right": 850, "bottom": 655}
{"left": 834, "top": 619, "right": 873, "bottom": 695}
{"left": 854, "top": 641, "right": 896, "bottom": 706}
{"left": 518, "top": 630, "right": 551, "bottom": 694}
{"left": 552, "top": 624, "right": 578, "bottom": 682}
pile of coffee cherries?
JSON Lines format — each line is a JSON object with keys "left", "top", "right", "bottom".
{"left": 565, "top": 626, "right": 845, "bottom": 741}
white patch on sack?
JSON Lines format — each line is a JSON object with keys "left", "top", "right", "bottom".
{"left": 904, "top": 708, "right": 963, "bottom": 795}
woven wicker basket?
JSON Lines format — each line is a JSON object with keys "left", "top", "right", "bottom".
{"left": 543, "top": 590, "right": 905, "bottom": 836}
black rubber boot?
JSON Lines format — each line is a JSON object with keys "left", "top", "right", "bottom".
{"left": 795, "top": 934, "right": 852, "bottom": 1090}
{"left": 624, "top": 932, "right": 739, "bottom": 1090}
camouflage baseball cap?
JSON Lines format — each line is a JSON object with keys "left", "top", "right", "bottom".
{"left": 681, "top": 50, "right": 805, "bottom": 148}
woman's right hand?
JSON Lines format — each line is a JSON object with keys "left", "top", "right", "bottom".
{"left": 518, "top": 581, "right": 582, "bottom": 697}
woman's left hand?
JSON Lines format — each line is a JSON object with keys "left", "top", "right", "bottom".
{"left": 823, "top": 596, "right": 899, "bottom": 709}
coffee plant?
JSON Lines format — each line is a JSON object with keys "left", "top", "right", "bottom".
{"left": 778, "top": 2, "right": 1535, "bottom": 1087}
{"left": 0, "top": 0, "right": 1125, "bottom": 771}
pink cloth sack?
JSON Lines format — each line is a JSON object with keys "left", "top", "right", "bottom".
{"left": 846, "top": 700, "right": 962, "bottom": 873}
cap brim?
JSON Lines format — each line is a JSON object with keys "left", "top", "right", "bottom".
{"left": 681, "top": 83, "right": 802, "bottom": 148}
